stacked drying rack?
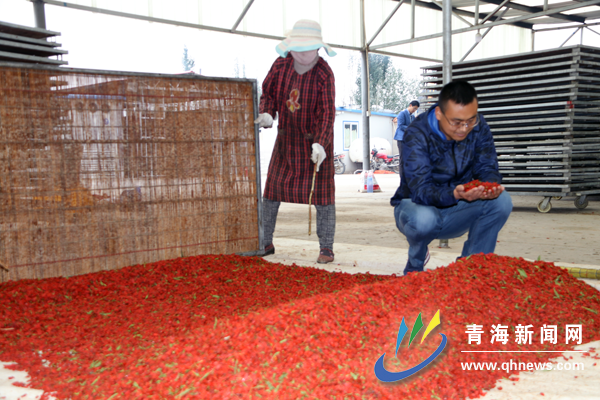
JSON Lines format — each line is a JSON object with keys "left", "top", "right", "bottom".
{"left": 0, "top": 19, "right": 67, "bottom": 65}
{"left": 420, "top": 45, "right": 600, "bottom": 212}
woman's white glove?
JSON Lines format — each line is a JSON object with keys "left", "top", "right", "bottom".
{"left": 311, "top": 143, "right": 326, "bottom": 172}
{"left": 254, "top": 113, "right": 273, "bottom": 128}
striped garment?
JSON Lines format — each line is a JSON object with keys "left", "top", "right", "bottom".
{"left": 260, "top": 54, "right": 336, "bottom": 205}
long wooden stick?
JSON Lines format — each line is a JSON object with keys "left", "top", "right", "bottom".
{"left": 308, "top": 163, "right": 318, "bottom": 235}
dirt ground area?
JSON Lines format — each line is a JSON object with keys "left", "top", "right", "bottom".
{"left": 264, "top": 173, "right": 600, "bottom": 266}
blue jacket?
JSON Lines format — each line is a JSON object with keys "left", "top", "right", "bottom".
{"left": 390, "top": 104, "right": 502, "bottom": 208}
{"left": 393, "top": 108, "right": 414, "bottom": 141}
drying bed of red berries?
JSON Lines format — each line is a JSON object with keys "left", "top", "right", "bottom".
{"left": 463, "top": 180, "right": 501, "bottom": 192}
{"left": 1, "top": 254, "right": 598, "bottom": 399}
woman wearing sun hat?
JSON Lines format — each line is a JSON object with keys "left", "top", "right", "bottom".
{"left": 255, "top": 19, "right": 337, "bottom": 264}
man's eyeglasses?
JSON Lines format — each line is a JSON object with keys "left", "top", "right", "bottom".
{"left": 441, "top": 111, "right": 480, "bottom": 130}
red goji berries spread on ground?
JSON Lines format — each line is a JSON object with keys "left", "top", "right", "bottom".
{"left": 0, "top": 254, "right": 598, "bottom": 399}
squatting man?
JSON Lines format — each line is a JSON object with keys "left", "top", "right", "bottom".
{"left": 390, "top": 80, "right": 513, "bottom": 275}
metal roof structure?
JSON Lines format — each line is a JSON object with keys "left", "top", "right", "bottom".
{"left": 28, "top": 0, "right": 600, "bottom": 63}
{"left": 22, "top": 0, "right": 600, "bottom": 170}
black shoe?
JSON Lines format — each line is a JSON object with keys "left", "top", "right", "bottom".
{"left": 263, "top": 244, "right": 275, "bottom": 256}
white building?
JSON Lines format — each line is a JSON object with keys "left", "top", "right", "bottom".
{"left": 334, "top": 106, "right": 398, "bottom": 174}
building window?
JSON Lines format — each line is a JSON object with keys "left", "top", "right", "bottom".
{"left": 343, "top": 121, "right": 359, "bottom": 149}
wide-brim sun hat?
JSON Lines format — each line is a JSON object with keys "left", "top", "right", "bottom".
{"left": 276, "top": 19, "right": 337, "bottom": 58}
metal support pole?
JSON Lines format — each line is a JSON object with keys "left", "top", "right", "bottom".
{"left": 367, "top": 0, "right": 405, "bottom": 46}
{"left": 432, "top": 1, "right": 473, "bottom": 27}
{"left": 474, "top": 0, "right": 480, "bottom": 43}
{"left": 535, "top": 21, "right": 600, "bottom": 33}
{"left": 460, "top": 6, "right": 509, "bottom": 62}
{"left": 560, "top": 27, "right": 580, "bottom": 47}
{"left": 361, "top": 49, "right": 371, "bottom": 171}
{"left": 440, "top": 0, "right": 452, "bottom": 248}
{"left": 459, "top": 28, "right": 487, "bottom": 61}
{"left": 33, "top": 0, "right": 47, "bottom": 29}
{"left": 586, "top": 26, "right": 600, "bottom": 37}
{"left": 479, "top": 0, "right": 511, "bottom": 25}
{"left": 411, "top": 0, "right": 416, "bottom": 39}
{"left": 360, "top": 0, "right": 371, "bottom": 171}
{"left": 252, "top": 80, "right": 264, "bottom": 253}
{"left": 231, "top": 0, "right": 255, "bottom": 31}
{"left": 442, "top": 0, "right": 452, "bottom": 85}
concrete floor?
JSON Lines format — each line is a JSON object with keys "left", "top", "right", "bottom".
{"left": 263, "top": 173, "right": 600, "bottom": 267}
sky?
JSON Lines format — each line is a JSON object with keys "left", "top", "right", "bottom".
{"left": 1, "top": 0, "right": 598, "bottom": 108}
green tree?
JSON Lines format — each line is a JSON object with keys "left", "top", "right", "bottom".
{"left": 352, "top": 53, "right": 421, "bottom": 113}
{"left": 182, "top": 46, "right": 196, "bottom": 72}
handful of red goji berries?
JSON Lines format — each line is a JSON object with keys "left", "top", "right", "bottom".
{"left": 463, "top": 179, "right": 501, "bottom": 192}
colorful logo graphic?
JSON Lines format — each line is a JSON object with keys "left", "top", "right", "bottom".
{"left": 374, "top": 310, "right": 447, "bottom": 382}
{"left": 286, "top": 88, "right": 301, "bottom": 113}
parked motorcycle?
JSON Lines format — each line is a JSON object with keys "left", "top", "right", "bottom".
{"left": 333, "top": 153, "right": 346, "bottom": 175}
{"left": 370, "top": 148, "right": 399, "bottom": 174}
